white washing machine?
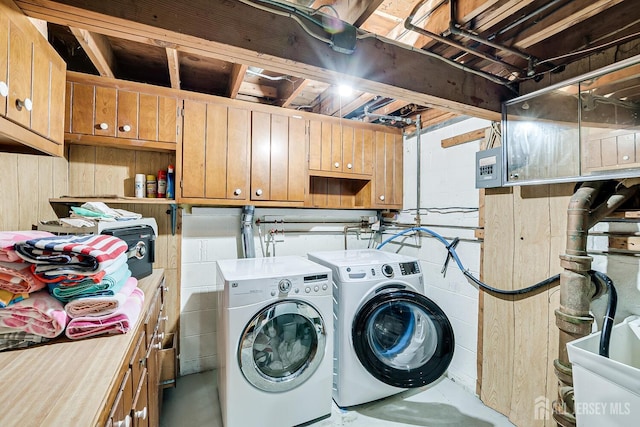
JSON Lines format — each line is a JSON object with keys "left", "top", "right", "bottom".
{"left": 307, "top": 249, "right": 455, "bottom": 408}
{"left": 216, "top": 256, "right": 333, "bottom": 427}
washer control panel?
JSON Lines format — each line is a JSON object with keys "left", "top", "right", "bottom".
{"left": 341, "top": 261, "right": 421, "bottom": 281}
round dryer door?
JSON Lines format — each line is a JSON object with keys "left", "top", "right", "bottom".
{"left": 238, "top": 300, "right": 327, "bottom": 392}
{"left": 352, "top": 289, "right": 454, "bottom": 388}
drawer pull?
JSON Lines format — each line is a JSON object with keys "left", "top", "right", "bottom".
{"left": 114, "top": 415, "right": 131, "bottom": 427}
{"left": 379, "top": 195, "right": 385, "bottom": 201}
{"left": 234, "top": 188, "right": 242, "bottom": 196}
{"left": 255, "top": 188, "right": 263, "bottom": 196}
{"left": 160, "top": 315, "right": 169, "bottom": 322}
{"left": 16, "top": 97, "right": 32, "bottom": 112}
{"left": 347, "top": 163, "right": 353, "bottom": 169}
{"left": 152, "top": 341, "right": 162, "bottom": 350}
{"left": 134, "top": 407, "right": 147, "bottom": 420}
{"left": 98, "top": 122, "right": 109, "bottom": 130}
{"left": 334, "top": 162, "right": 340, "bottom": 168}
{"left": 121, "top": 124, "right": 132, "bottom": 132}
{"left": 0, "top": 81, "right": 7, "bottom": 97}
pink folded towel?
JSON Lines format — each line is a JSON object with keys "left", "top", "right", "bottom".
{"left": 0, "top": 290, "right": 68, "bottom": 338}
{"left": 65, "top": 287, "right": 145, "bottom": 340}
{"left": 0, "top": 231, "right": 54, "bottom": 262}
{"left": 64, "top": 276, "right": 138, "bottom": 318}
{"left": 0, "top": 262, "right": 47, "bottom": 294}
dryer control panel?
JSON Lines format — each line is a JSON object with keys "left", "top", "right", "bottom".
{"left": 341, "top": 261, "right": 421, "bottom": 281}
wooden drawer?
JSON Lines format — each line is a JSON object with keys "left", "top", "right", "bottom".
{"left": 129, "top": 330, "right": 146, "bottom": 393}
{"left": 159, "top": 332, "right": 177, "bottom": 389}
{"left": 144, "top": 286, "right": 162, "bottom": 348}
{"left": 132, "top": 368, "right": 149, "bottom": 427}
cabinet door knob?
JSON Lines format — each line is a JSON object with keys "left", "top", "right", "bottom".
{"left": 347, "top": 163, "right": 353, "bottom": 169}
{"left": 16, "top": 98, "right": 32, "bottom": 112}
{"left": 334, "top": 162, "right": 340, "bottom": 168}
{"left": 255, "top": 189, "right": 263, "bottom": 196}
{"left": 152, "top": 341, "right": 162, "bottom": 350}
{"left": 121, "top": 124, "right": 132, "bottom": 132}
{"left": 114, "top": 415, "right": 132, "bottom": 427}
{"left": 234, "top": 188, "right": 242, "bottom": 196}
{"left": 379, "top": 195, "right": 385, "bottom": 201}
{"left": 158, "top": 332, "right": 165, "bottom": 341}
{"left": 98, "top": 122, "right": 109, "bottom": 130}
{"left": 0, "top": 81, "right": 7, "bottom": 97}
{"left": 160, "top": 315, "right": 169, "bottom": 322}
{"left": 134, "top": 407, "right": 148, "bottom": 420}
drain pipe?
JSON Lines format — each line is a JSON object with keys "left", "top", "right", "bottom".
{"left": 553, "top": 181, "right": 640, "bottom": 427}
{"left": 415, "top": 115, "right": 422, "bottom": 226}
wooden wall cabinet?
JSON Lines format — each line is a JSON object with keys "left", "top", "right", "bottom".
{"left": 308, "top": 119, "right": 374, "bottom": 178}
{"left": 180, "top": 99, "right": 250, "bottom": 204}
{"left": 250, "top": 111, "right": 306, "bottom": 203}
{"left": 0, "top": 0, "right": 65, "bottom": 156}
{"left": 372, "top": 130, "right": 403, "bottom": 209}
{"left": 65, "top": 72, "right": 180, "bottom": 152}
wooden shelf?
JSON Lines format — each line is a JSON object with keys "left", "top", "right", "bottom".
{"left": 50, "top": 197, "right": 176, "bottom": 205}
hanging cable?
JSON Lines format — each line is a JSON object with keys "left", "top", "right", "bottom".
{"left": 590, "top": 270, "right": 618, "bottom": 358}
{"left": 377, "top": 227, "right": 559, "bottom": 295}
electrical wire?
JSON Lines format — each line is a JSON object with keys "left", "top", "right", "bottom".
{"left": 377, "top": 227, "right": 559, "bottom": 295}
{"left": 536, "top": 31, "right": 640, "bottom": 67}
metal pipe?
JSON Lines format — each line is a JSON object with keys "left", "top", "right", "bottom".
{"left": 415, "top": 114, "right": 422, "bottom": 225}
{"left": 241, "top": 205, "right": 256, "bottom": 258}
{"left": 363, "top": 104, "right": 414, "bottom": 125}
{"left": 404, "top": 0, "right": 522, "bottom": 73}
{"left": 554, "top": 181, "right": 640, "bottom": 426}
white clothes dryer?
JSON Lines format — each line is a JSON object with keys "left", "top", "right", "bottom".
{"left": 307, "top": 249, "right": 455, "bottom": 408}
{"left": 216, "top": 256, "right": 333, "bottom": 427}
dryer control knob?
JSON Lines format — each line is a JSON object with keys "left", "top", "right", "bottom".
{"left": 278, "top": 279, "right": 292, "bottom": 293}
{"left": 382, "top": 264, "right": 394, "bottom": 278}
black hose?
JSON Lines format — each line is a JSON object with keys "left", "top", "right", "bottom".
{"left": 590, "top": 270, "right": 618, "bottom": 358}
{"left": 463, "top": 270, "right": 560, "bottom": 295}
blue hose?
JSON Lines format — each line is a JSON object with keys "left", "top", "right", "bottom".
{"left": 377, "top": 227, "right": 559, "bottom": 295}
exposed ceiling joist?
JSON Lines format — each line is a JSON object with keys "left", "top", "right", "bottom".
{"left": 16, "top": 0, "right": 511, "bottom": 119}
{"left": 279, "top": 78, "right": 308, "bottom": 108}
{"left": 331, "top": 93, "right": 376, "bottom": 117}
{"left": 165, "top": 47, "right": 180, "bottom": 89}
{"left": 364, "top": 99, "right": 411, "bottom": 122}
{"left": 228, "top": 63, "right": 248, "bottom": 99}
{"left": 68, "top": 26, "right": 114, "bottom": 78}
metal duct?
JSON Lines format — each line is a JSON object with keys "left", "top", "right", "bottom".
{"left": 241, "top": 205, "right": 256, "bottom": 258}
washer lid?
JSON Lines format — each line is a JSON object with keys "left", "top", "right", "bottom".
{"left": 352, "top": 289, "right": 455, "bottom": 388}
{"left": 217, "top": 256, "right": 331, "bottom": 281}
{"left": 308, "top": 249, "right": 419, "bottom": 268}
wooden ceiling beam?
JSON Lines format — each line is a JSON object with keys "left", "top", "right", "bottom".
{"left": 332, "top": 93, "right": 376, "bottom": 117}
{"left": 239, "top": 81, "right": 278, "bottom": 99}
{"left": 363, "top": 99, "right": 410, "bottom": 122}
{"left": 228, "top": 63, "right": 248, "bottom": 99}
{"left": 68, "top": 26, "right": 115, "bottom": 78}
{"left": 165, "top": 47, "right": 180, "bottom": 89}
{"left": 311, "top": 0, "right": 385, "bottom": 28}
{"left": 278, "top": 78, "right": 308, "bottom": 108}
{"left": 16, "top": 0, "right": 511, "bottom": 119}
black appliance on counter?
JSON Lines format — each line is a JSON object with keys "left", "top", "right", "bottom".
{"left": 102, "top": 225, "right": 155, "bottom": 279}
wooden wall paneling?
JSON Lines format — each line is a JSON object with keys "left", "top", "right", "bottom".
{"left": 181, "top": 100, "right": 206, "bottom": 198}
{"left": 341, "top": 180, "right": 355, "bottom": 208}
{"left": 68, "top": 145, "right": 97, "bottom": 196}
{"left": 0, "top": 153, "right": 19, "bottom": 230}
{"left": 288, "top": 116, "right": 306, "bottom": 201}
{"left": 52, "top": 153, "right": 69, "bottom": 198}
{"left": 327, "top": 178, "right": 341, "bottom": 208}
{"left": 37, "top": 156, "right": 55, "bottom": 223}
{"left": 509, "top": 185, "right": 551, "bottom": 427}
{"left": 270, "top": 113, "right": 288, "bottom": 201}
{"left": 135, "top": 150, "right": 173, "bottom": 197}
{"left": 545, "top": 183, "right": 572, "bottom": 426}
{"left": 0, "top": 11, "right": 7, "bottom": 117}
{"left": 481, "top": 186, "right": 515, "bottom": 415}
{"left": 17, "top": 155, "right": 39, "bottom": 230}
{"left": 93, "top": 146, "right": 135, "bottom": 197}
{"left": 310, "top": 177, "right": 327, "bottom": 207}
{"left": 204, "top": 103, "right": 228, "bottom": 199}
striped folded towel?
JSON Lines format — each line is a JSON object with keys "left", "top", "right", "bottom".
{"left": 65, "top": 276, "right": 138, "bottom": 318}
{"left": 0, "top": 262, "right": 47, "bottom": 294}
{"left": 0, "top": 231, "right": 54, "bottom": 262}
{"left": 49, "top": 261, "right": 131, "bottom": 303}
{"left": 14, "top": 234, "right": 128, "bottom": 276}
{"left": 0, "top": 290, "right": 68, "bottom": 338}
{"left": 65, "top": 286, "right": 144, "bottom": 340}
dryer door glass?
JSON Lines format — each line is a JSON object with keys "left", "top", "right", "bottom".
{"left": 352, "top": 289, "right": 455, "bottom": 388}
{"left": 238, "top": 300, "right": 327, "bottom": 392}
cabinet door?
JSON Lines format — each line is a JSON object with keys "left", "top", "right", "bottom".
{"left": 117, "top": 90, "right": 138, "bottom": 139}
{"left": 138, "top": 93, "right": 158, "bottom": 141}
{"left": 30, "top": 41, "right": 49, "bottom": 137}
{"left": 373, "top": 130, "right": 403, "bottom": 208}
{"left": 71, "top": 83, "right": 95, "bottom": 135}
{"left": 341, "top": 124, "right": 354, "bottom": 173}
{"left": 330, "top": 123, "right": 342, "bottom": 172}
{"left": 181, "top": 100, "right": 207, "bottom": 198}
{"left": 157, "top": 96, "right": 178, "bottom": 144}
{"left": 95, "top": 86, "right": 117, "bottom": 137}
{"left": 7, "top": 21, "right": 32, "bottom": 128}
{"left": 0, "top": 11, "right": 8, "bottom": 117}
{"left": 251, "top": 110, "right": 271, "bottom": 200}
{"left": 225, "top": 107, "right": 250, "bottom": 199}
{"left": 48, "top": 57, "right": 66, "bottom": 142}
{"left": 308, "top": 119, "right": 322, "bottom": 171}
{"left": 251, "top": 112, "right": 306, "bottom": 202}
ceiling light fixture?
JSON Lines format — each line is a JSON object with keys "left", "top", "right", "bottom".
{"left": 338, "top": 84, "right": 353, "bottom": 97}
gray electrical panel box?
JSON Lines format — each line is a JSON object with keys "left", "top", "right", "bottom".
{"left": 475, "top": 147, "right": 503, "bottom": 188}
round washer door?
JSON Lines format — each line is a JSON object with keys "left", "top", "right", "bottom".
{"left": 238, "top": 300, "right": 327, "bottom": 392}
{"left": 352, "top": 288, "right": 454, "bottom": 388}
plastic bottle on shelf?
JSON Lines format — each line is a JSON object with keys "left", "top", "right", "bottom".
{"left": 166, "top": 165, "right": 175, "bottom": 199}
{"left": 134, "top": 174, "right": 145, "bottom": 198}
{"left": 157, "top": 170, "right": 167, "bottom": 198}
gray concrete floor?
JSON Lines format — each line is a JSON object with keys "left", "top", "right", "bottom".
{"left": 160, "top": 370, "right": 516, "bottom": 427}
